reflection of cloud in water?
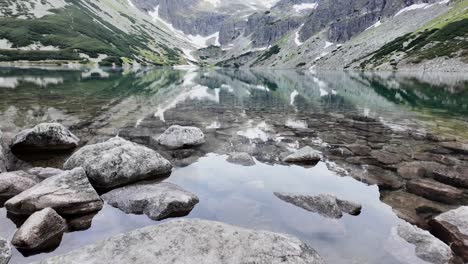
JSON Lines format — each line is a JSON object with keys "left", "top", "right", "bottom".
{"left": 81, "top": 68, "right": 110, "bottom": 78}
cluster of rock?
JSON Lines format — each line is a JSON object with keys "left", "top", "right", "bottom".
{"left": 0, "top": 124, "right": 204, "bottom": 260}
{"left": 0, "top": 123, "right": 329, "bottom": 263}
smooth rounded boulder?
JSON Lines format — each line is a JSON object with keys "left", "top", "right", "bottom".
{"left": 5, "top": 168, "right": 103, "bottom": 215}
{"left": 64, "top": 137, "right": 172, "bottom": 189}
{"left": 12, "top": 208, "right": 66, "bottom": 251}
{"left": 157, "top": 125, "right": 205, "bottom": 149}
{"left": 10, "top": 123, "right": 79, "bottom": 153}
{"left": 38, "top": 219, "right": 325, "bottom": 264}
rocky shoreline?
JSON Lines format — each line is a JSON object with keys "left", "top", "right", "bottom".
{"left": 0, "top": 107, "right": 467, "bottom": 263}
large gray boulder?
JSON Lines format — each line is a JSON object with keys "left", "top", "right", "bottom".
{"left": 12, "top": 208, "right": 66, "bottom": 251}
{"left": 274, "top": 192, "right": 361, "bottom": 219}
{"left": 64, "top": 137, "right": 172, "bottom": 189}
{"left": 430, "top": 206, "right": 468, "bottom": 262}
{"left": 391, "top": 222, "right": 458, "bottom": 264}
{"left": 157, "top": 125, "right": 205, "bottom": 149}
{"left": 0, "top": 236, "right": 11, "bottom": 264}
{"left": 37, "top": 219, "right": 325, "bottom": 264}
{"left": 5, "top": 168, "right": 103, "bottom": 215}
{"left": 0, "top": 171, "right": 40, "bottom": 200}
{"left": 27, "top": 167, "right": 64, "bottom": 181}
{"left": 102, "top": 182, "right": 199, "bottom": 221}
{"left": 10, "top": 123, "right": 79, "bottom": 153}
{"left": 283, "top": 146, "right": 321, "bottom": 164}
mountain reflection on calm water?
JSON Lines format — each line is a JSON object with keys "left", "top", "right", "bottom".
{"left": 0, "top": 67, "right": 467, "bottom": 264}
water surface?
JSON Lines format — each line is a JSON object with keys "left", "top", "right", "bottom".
{"left": 0, "top": 67, "right": 467, "bottom": 263}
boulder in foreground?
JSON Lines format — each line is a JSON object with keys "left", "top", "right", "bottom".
{"left": 157, "top": 125, "right": 205, "bottom": 149}
{"left": 5, "top": 168, "right": 103, "bottom": 215}
{"left": 274, "top": 192, "right": 361, "bottom": 219}
{"left": 12, "top": 208, "right": 66, "bottom": 251}
{"left": 64, "top": 137, "right": 172, "bottom": 189}
{"left": 0, "top": 236, "right": 11, "bottom": 264}
{"left": 393, "top": 221, "right": 459, "bottom": 264}
{"left": 430, "top": 206, "right": 468, "bottom": 262}
{"left": 10, "top": 123, "right": 79, "bottom": 153}
{"left": 102, "top": 182, "right": 199, "bottom": 221}
{"left": 37, "top": 219, "right": 325, "bottom": 264}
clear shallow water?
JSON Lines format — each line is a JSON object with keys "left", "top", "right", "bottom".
{"left": 0, "top": 67, "right": 467, "bottom": 263}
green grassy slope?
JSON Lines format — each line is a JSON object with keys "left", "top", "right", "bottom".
{"left": 360, "top": 0, "right": 468, "bottom": 69}
{"left": 0, "top": 2, "right": 185, "bottom": 66}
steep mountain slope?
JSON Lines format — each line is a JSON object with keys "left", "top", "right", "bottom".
{"left": 0, "top": 0, "right": 466, "bottom": 70}
{"left": 0, "top": 0, "right": 193, "bottom": 66}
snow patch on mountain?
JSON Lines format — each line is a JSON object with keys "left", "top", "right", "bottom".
{"left": 293, "top": 3, "right": 318, "bottom": 13}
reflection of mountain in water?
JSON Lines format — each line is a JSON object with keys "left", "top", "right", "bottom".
{"left": 0, "top": 68, "right": 467, "bottom": 139}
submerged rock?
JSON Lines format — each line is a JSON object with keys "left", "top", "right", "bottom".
{"left": 370, "top": 150, "right": 404, "bottom": 165}
{"left": 0, "top": 236, "right": 11, "bottom": 264}
{"left": 226, "top": 152, "right": 255, "bottom": 166}
{"left": 10, "top": 123, "right": 79, "bottom": 153}
{"left": 38, "top": 219, "right": 325, "bottom": 264}
{"left": 0, "top": 171, "right": 40, "bottom": 200}
{"left": 64, "top": 137, "right": 172, "bottom": 189}
{"left": 430, "top": 206, "right": 468, "bottom": 262}
{"left": 345, "top": 144, "right": 372, "bottom": 156}
{"left": 27, "top": 167, "right": 64, "bottom": 181}
{"left": 157, "top": 125, "right": 205, "bottom": 149}
{"left": 406, "top": 178, "right": 464, "bottom": 205}
{"left": 274, "top": 192, "right": 361, "bottom": 219}
{"left": 388, "top": 222, "right": 458, "bottom": 264}
{"left": 5, "top": 168, "right": 103, "bottom": 215}
{"left": 102, "top": 182, "right": 199, "bottom": 221}
{"left": 432, "top": 166, "right": 468, "bottom": 189}
{"left": 439, "top": 142, "right": 468, "bottom": 154}
{"left": 12, "top": 208, "right": 66, "bottom": 251}
{"left": 351, "top": 165, "right": 403, "bottom": 190}
{"left": 283, "top": 146, "right": 321, "bottom": 164}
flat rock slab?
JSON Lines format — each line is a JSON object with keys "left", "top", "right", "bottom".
{"left": 387, "top": 222, "right": 458, "bottom": 264}
{"left": 283, "top": 146, "right": 321, "bottom": 164}
{"left": 157, "top": 125, "right": 205, "bottom": 149}
{"left": 351, "top": 165, "right": 403, "bottom": 190}
{"left": 226, "top": 152, "right": 255, "bottom": 166}
{"left": 430, "top": 206, "right": 468, "bottom": 262}
{"left": 382, "top": 191, "right": 449, "bottom": 229}
{"left": 5, "top": 168, "right": 103, "bottom": 215}
{"left": 0, "top": 236, "right": 11, "bottom": 264}
{"left": 371, "top": 150, "right": 404, "bottom": 165}
{"left": 37, "top": 219, "right": 324, "bottom": 264}
{"left": 64, "top": 137, "right": 172, "bottom": 189}
{"left": 406, "top": 178, "right": 464, "bottom": 205}
{"left": 0, "top": 171, "right": 40, "bottom": 200}
{"left": 11, "top": 123, "right": 79, "bottom": 153}
{"left": 345, "top": 144, "right": 372, "bottom": 156}
{"left": 397, "top": 161, "right": 440, "bottom": 180}
{"left": 102, "top": 182, "right": 199, "bottom": 221}
{"left": 12, "top": 208, "right": 66, "bottom": 251}
{"left": 432, "top": 166, "right": 468, "bottom": 189}
{"left": 439, "top": 142, "right": 468, "bottom": 154}
{"left": 274, "top": 192, "right": 361, "bottom": 219}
